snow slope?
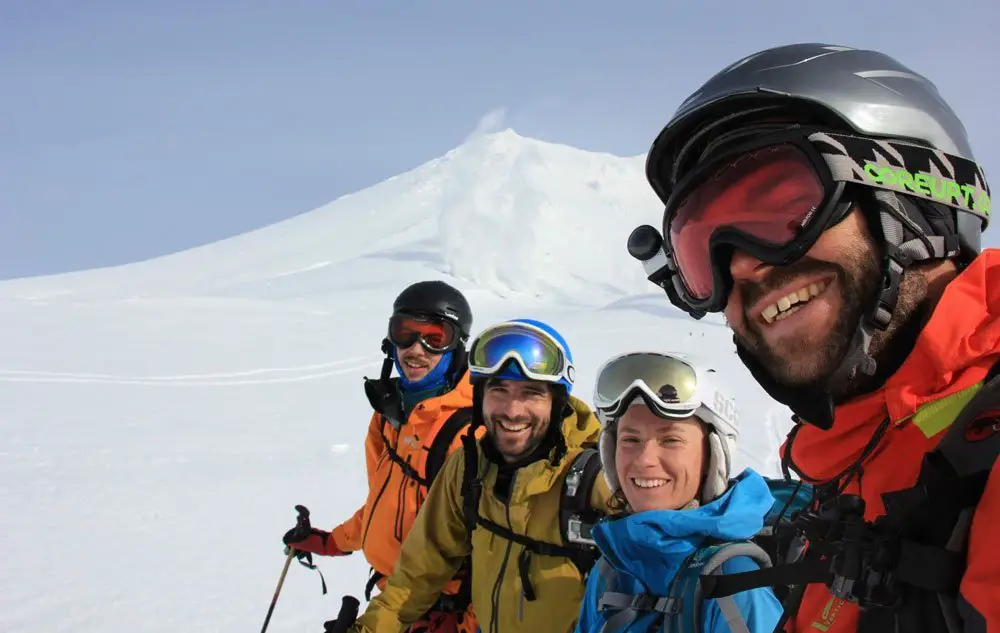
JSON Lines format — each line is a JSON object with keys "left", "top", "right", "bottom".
{"left": 0, "top": 129, "right": 793, "bottom": 633}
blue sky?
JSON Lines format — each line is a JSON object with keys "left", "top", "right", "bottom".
{"left": 2, "top": 0, "right": 997, "bottom": 279}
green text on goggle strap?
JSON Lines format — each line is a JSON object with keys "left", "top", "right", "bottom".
{"left": 863, "top": 162, "right": 991, "bottom": 217}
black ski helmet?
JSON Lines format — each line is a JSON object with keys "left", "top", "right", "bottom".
{"left": 392, "top": 280, "right": 474, "bottom": 343}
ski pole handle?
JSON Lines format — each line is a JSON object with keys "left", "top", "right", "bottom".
{"left": 328, "top": 595, "right": 361, "bottom": 633}
{"left": 296, "top": 504, "right": 312, "bottom": 529}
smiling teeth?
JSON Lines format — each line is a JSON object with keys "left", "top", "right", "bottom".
{"left": 761, "top": 281, "right": 826, "bottom": 324}
{"left": 631, "top": 478, "right": 667, "bottom": 489}
{"left": 499, "top": 421, "right": 530, "bottom": 433}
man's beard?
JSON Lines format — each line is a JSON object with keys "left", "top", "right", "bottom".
{"left": 487, "top": 413, "right": 551, "bottom": 462}
{"left": 730, "top": 231, "right": 935, "bottom": 402}
{"left": 734, "top": 241, "right": 934, "bottom": 402}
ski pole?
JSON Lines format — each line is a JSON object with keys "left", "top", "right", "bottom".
{"left": 261, "top": 547, "right": 296, "bottom": 633}
{"left": 260, "top": 504, "right": 313, "bottom": 633}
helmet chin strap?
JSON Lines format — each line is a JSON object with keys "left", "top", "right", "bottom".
{"left": 736, "top": 190, "right": 959, "bottom": 429}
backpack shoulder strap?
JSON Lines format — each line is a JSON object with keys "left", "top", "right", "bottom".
{"left": 595, "top": 541, "right": 772, "bottom": 633}
{"left": 594, "top": 556, "right": 617, "bottom": 591}
{"left": 560, "top": 447, "right": 604, "bottom": 578}
{"left": 459, "top": 428, "right": 483, "bottom": 534}
{"left": 595, "top": 556, "right": 672, "bottom": 632}
{"left": 666, "top": 541, "right": 773, "bottom": 633}
{"left": 876, "top": 356, "right": 1000, "bottom": 543}
{"left": 560, "top": 447, "right": 603, "bottom": 539}
{"left": 457, "top": 439, "right": 606, "bottom": 602}
{"left": 857, "top": 357, "right": 1000, "bottom": 633}
{"left": 425, "top": 407, "right": 474, "bottom": 485}
{"left": 924, "top": 357, "right": 1000, "bottom": 483}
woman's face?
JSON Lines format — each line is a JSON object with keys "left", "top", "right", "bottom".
{"left": 614, "top": 405, "right": 707, "bottom": 513}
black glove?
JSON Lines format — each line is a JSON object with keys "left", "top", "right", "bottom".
{"left": 282, "top": 523, "right": 314, "bottom": 547}
{"left": 281, "top": 503, "right": 325, "bottom": 554}
{"left": 323, "top": 596, "right": 361, "bottom": 633}
{"left": 323, "top": 619, "right": 343, "bottom": 633}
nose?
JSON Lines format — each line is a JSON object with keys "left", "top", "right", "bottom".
{"left": 497, "top": 395, "right": 529, "bottom": 419}
{"left": 729, "top": 249, "right": 772, "bottom": 284}
{"left": 636, "top": 439, "right": 659, "bottom": 466}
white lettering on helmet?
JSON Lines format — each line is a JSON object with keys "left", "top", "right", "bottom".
{"left": 712, "top": 390, "right": 740, "bottom": 433}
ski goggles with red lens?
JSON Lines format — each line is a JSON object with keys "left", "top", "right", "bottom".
{"left": 654, "top": 129, "right": 991, "bottom": 313}
{"left": 387, "top": 314, "right": 460, "bottom": 354}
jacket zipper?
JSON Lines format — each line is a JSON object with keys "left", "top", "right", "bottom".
{"left": 489, "top": 470, "right": 518, "bottom": 633}
{"left": 394, "top": 460, "right": 410, "bottom": 542}
{"left": 362, "top": 444, "right": 397, "bottom": 548}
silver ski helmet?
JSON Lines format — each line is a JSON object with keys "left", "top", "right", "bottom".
{"left": 634, "top": 43, "right": 992, "bottom": 427}
{"left": 647, "top": 43, "right": 988, "bottom": 262}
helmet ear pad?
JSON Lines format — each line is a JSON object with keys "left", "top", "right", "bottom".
{"left": 701, "top": 428, "right": 731, "bottom": 504}
{"left": 853, "top": 184, "right": 960, "bottom": 261}
{"left": 598, "top": 425, "right": 620, "bottom": 494}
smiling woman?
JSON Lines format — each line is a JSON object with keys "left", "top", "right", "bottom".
{"left": 614, "top": 407, "right": 709, "bottom": 513}
{"left": 573, "top": 351, "right": 783, "bottom": 633}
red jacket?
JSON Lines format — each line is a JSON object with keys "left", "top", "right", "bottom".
{"left": 783, "top": 249, "right": 1000, "bottom": 633}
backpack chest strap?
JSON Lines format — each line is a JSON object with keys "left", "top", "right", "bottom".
{"left": 599, "top": 591, "right": 674, "bottom": 614}
{"left": 595, "top": 542, "right": 770, "bottom": 633}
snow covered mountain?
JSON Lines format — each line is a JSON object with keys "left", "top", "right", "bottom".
{"left": 0, "top": 129, "right": 793, "bottom": 633}
{"left": 0, "top": 129, "right": 664, "bottom": 307}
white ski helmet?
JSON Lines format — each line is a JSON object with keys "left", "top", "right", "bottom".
{"left": 592, "top": 351, "right": 740, "bottom": 506}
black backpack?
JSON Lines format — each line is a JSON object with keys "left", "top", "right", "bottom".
{"left": 701, "top": 361, "right": 1000, "bottom": 633}
{"left": 360, "top": 361, "right": 477, "bottom": 610}
{"left": 458, "top": 431, "right": 606, "bottom": 603}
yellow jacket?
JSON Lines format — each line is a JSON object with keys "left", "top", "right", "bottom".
{"left": 353, "top": 395, "right": 612, "bottom": 633}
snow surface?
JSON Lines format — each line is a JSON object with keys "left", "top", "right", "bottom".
{"left": 0, "top": 129, "right": 794, "bottom": 633}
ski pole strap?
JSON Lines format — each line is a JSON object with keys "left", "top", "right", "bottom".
{"left": 291, "top": 550, "right": 329, "bottom": 595}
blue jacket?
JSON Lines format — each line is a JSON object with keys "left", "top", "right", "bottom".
{"left": 574, "top": 468, "right": 784, "bottom": 633}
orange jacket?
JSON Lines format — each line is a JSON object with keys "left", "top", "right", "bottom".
{"left": 331, "top": 370, "right": 481, "bottom": 596}
{"left": 782, "top": 250, "right": 1000, "bottom": 633}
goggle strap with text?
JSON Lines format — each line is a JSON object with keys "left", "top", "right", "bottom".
{"left": 809, "top": 131, "right": 990, "bottom": 222}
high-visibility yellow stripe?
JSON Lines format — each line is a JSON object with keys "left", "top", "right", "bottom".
{"left": 907, "top": 382, "right": 984, "bottom": 438}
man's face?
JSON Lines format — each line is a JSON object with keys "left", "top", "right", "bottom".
{"left": 395, "top": 341, "right": 444, "bottom": 382}
{"left": 723, "top": 209, "right": 882, "bottom": 387}
{"left": 482, "top": 379, "right": 554, "bottom": 463}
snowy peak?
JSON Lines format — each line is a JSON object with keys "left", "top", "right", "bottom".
{"left": 0, "top": 129, "right": 665, "bottom": 305}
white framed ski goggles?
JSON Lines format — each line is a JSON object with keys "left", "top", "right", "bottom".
{"left": 469, "top": 321, "right": 575, "bottom": 388}
{"left": 592, "top": 351, "right": 739, "bottom": 438}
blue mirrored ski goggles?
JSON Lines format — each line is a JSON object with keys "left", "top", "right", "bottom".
{"left": 469, "top": 322, "right": 575, "bottom": 387}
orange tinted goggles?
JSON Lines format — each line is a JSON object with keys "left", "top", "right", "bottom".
{"left": 388, "top": 314, "right": 459, "bottom": 353}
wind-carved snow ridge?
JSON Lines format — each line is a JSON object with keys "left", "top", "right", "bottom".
{"left": 435, "top": 129, "right": 661, "bottom": 303}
